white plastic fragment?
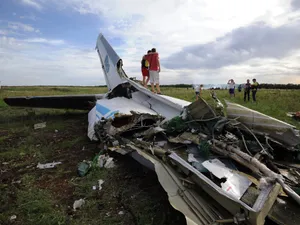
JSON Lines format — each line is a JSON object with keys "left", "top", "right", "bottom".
{"left": 104, "top": 157, "right": 115, "bottom": 168}
{"left": 98, "top": 179, "right": 104, "bottom": 190}
{"left": 96, "top": 154, "right": 115, "bottom": 168}
{"left": 118, "top": 211, "right": 124, "bottom": 215}
{"left": 73, "top": 199, "right": 85, "bottom": 211}
{"left": 188, "top": 154, "right": 199, "bottom": 163}
{"left": 155, "top": 141, "right": 167, "bottom": 147}
{"left": 97, "top": 155, "right": 106, "bottom": 168}
{"left": 37, "top": 162, "right": 62, "bottom": 169}
{"left": 10, "top": 215, "right": 17, "bottom": 220}
{"left": 92, "top": 186, "right": 97, "bottom": 190}
{"left": 34, "top": 122, "right": 46, "bottom": 130}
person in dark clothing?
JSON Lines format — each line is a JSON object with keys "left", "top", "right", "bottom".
{"left": 251, "top": 78, "right": 259, "bottom": 102}
{"left": 244, "top": 79, "right": 251, "bottom": 102}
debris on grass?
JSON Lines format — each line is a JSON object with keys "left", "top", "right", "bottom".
{"left": 34, "top": 122, "right": 46, "bottom": 130}
{"left": 10, "top": 215, "right": 17, "bottom": 221}
{"left": 94, "top": 153, "right": 115, "bottom": 169}
{"left": 98, "top": 179, "right": 104, "bottom": 190}
{"left": 287, "top": 111, "right": 300, "bottom": 121}
{"left": 37, "top": 161, "right": 62, "bottom": 169}
{"left": 73, "top": 198, "right": 85, "bottom": 211}
{"left": 77, "top": 161, "right": 91, "bottom": 177}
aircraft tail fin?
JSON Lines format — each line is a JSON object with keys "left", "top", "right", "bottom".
{"left": 95, "top": 34, "right": 128, "bottom": 91}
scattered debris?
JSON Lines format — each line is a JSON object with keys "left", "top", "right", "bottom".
{"left": 98, "top": 179, "right": 104, "bottom": 190}
{"left": 90, "top": 92, "right": 300, "bottom": 225}
{"left": 104, "top": 157, "right": 115, "bottom": 168}
{"left": 95, "top": 154, "right": 115, "bottom": 169}
{"left": 73, "top": 199, "right": 85, "bottom": 211}
{"left": 11, "top": 180, "right": 21, "bottom": 184}
{"left": 118, "top": 211, "right": 125, "bottom": 215}
{"left": 77, "top": 161, "right": 91, "bottom": 177}
{"left": 34, "top": 122, "right": 46, "bottom": 130}
{"left": 287, "top": 111, "right": 300, "bottom": 121}
{"left": 36, "top": 161, "right": 62, "bottom": 169}
{"left": 10, "top": 215, "right": 17, "bottom": 220}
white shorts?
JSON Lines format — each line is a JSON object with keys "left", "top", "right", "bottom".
{"left": 149, "top": 70, "right": 159, "bottom": 84}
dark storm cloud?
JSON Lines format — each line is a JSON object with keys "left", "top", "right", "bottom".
{"left": 163, "top": 21, "right": 300, "bottom": 69}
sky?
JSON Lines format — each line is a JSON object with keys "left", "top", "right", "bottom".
{"left": 0, "top": 0, "right": 300, "bottom": 86}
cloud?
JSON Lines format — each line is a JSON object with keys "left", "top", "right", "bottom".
{"left": 8, "top": 22, "right": 39, "bottom": 33}
{"left": 0, "top": 29, "right": 8, "bottom": 35}
{"left": 19, "top": 14, "right": 37, "bottom": 21}
{"left": 291, "top": 0, "right": 300, "bottom": 10}
{"left": 20, "top": 0, "right": 43, "bottom": 10}
{"left": 163, "top": 20, "right": 300, "bottom": 70}
{"left": 25, "top": 38, "right": 65, "bottom": 45}
{"left": 0, "top": 36, "right": 103, "bottom": 85}
{"left": 6, "top": 0, "right": 300, "bottom": 85}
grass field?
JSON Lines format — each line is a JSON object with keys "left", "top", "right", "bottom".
{"left": 0, "top": 86, "right": 299, "bottom": 225}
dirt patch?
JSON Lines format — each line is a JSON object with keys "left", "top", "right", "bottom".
{"left": 0, "top": 112, "right": 186, "bottom": 225}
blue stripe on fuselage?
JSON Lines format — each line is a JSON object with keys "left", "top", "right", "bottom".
{"left": 96, "top": 104, "right": 110, "bottom": 116}
{"left": 106, "top": 110, "right": 119, "bottom": 119}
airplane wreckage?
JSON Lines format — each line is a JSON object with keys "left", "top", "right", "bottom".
{"left": 4, "top": 34, "right": 300, "bottom": 225}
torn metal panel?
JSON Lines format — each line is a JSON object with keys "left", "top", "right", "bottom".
{"left": 186, "top": 98, "right": 216, "bottom": 120}
{"left": 168, "top": 132, "right": 200, "bottom": 145}
{"left": 127, "top": 144, "right": 231, "bottom": 225}
{"left": 103, "top": 114, "right": 161, "bottom": 136}
{"left": 226, "top": 100, "right": 300, "bottom": 147}
{"left": 168, "top": 152, "right": 279, "bottom": 214}
{"left": 279, "top": 168, "right": 300, "bottom": 185}
{"left": 87, "top": 97, "right": 160, "bottom": 140}
{"left": 202, "top": 159, "right": 252, "bottom": 200}
{"left": 135, "top": 126, "right": 165, "bottom": 139}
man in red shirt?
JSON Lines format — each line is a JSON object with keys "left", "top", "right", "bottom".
{"left": 141, "top": 50, "right": 151, "bottom": 87}
{"left": 148, "top": 48, "right": 161, "bottom": 94}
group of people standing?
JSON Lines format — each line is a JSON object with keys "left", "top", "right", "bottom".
{"left": 141, "top": 48, "right": 161, "bottom": 94}
{"left": 227, "top": 78, "right": 259, "bottom": 102}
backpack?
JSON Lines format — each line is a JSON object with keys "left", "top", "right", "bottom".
{"left": 141, "top": 56, "right": 149, "bottom": 68}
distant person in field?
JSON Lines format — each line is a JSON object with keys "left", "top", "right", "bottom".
{"left": 141, "top": 50, "right": 151, "bottom": 87}
{"left": 148, "top": 48, "right": 161, "bottom": 94}
{"left": 193, "top": 84, "right": 203, "bottom": 100}
{"left": 227, "top": 79, "right": 235, "bottom": 98}
{"left": 251, "top": 78, "right": 259, "bottom": 102}
{"left": 244, "top": 79, "right": 251, "bottom": 102}
{"left": 238, "top": 84, "right": 242, "bottom": 92}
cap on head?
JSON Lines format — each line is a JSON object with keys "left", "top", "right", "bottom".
{"left": 151, "top": 48, "right": 156, "bottom": 53}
